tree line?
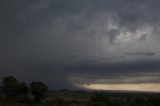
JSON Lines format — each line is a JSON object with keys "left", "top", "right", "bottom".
{"left": 0, "top": 76, "right": 48, "bottom": 103}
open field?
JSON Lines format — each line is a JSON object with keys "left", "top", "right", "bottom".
{"left": 0, "top": 90, "right": 160, "bottom": 106}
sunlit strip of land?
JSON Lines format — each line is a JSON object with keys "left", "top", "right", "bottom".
{"left": 78, "top": 83, "right": 160, "bottom": 92}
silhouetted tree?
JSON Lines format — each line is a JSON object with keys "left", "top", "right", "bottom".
{"left": 18, "top": 82, "right": 29, "bottom": 95}
{"left": 17, "top": 82, "right": 30, "bottom": 103}
{"left": 30, "top": 82, "right": 48, "bottom": 103}
{"left": 1, "top": 76, "right": 20, "bottom": 98}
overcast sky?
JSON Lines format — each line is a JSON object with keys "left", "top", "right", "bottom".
{"left": 1, "top": 0, "right": 160, "bottom": 91}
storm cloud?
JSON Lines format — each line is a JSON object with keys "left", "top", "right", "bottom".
{"left": 1, "top": 0, "right": 160, "bottom": 90}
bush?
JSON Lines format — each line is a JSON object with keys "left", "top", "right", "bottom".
{"left": 1, "top": 76, "right": 20, "bottom": 98}
{"left": 30, "top": 82, "right": 48, "bottom": 103}
{"left": 90, "top": 93, "right": 122, "bottom": 106}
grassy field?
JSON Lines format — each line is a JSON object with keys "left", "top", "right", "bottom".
{"left": 0, "top": 90, "right": 160, "bottom": 106}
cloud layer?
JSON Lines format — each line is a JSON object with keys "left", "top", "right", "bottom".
{"left": 1, "top": 0, "right": 160, "bottom": 90}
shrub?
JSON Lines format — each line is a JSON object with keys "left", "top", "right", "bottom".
{"left": 1, "top": 76, "right": 20, "bottom": 98}
{"left": 30, "top": 82, "right": 48, "bottom": 103}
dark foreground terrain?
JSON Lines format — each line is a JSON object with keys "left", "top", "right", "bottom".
{"left": 1, "top": 90, "right": 160, "bottom": 106}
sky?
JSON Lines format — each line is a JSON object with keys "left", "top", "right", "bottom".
{"left": 1, "top": 0, "right": 160, "bottom": 91}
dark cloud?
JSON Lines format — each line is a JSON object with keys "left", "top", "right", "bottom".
{"left": 66, "top": 59, "right": 160, "bottom": 74}
{"left": 1, "top": 0, "right": 160, "bottom": 89}
{"left": 108, "top": 29, "right": 121, "bottom": 43}
{"left": 126, "top": 52, "right": 156, "bottom": 57}
{"left": 70, "top": 73, "right": 160, "bottom": 84}
{"left": 139, "top": 34, "right": 148, "bottom": 41}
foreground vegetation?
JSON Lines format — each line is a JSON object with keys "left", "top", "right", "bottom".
{"left": 0, "top": 76, "right": 160, "bottom": 106}
{"left": 0, "top": 76, "right": 48, "bottom": 103}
